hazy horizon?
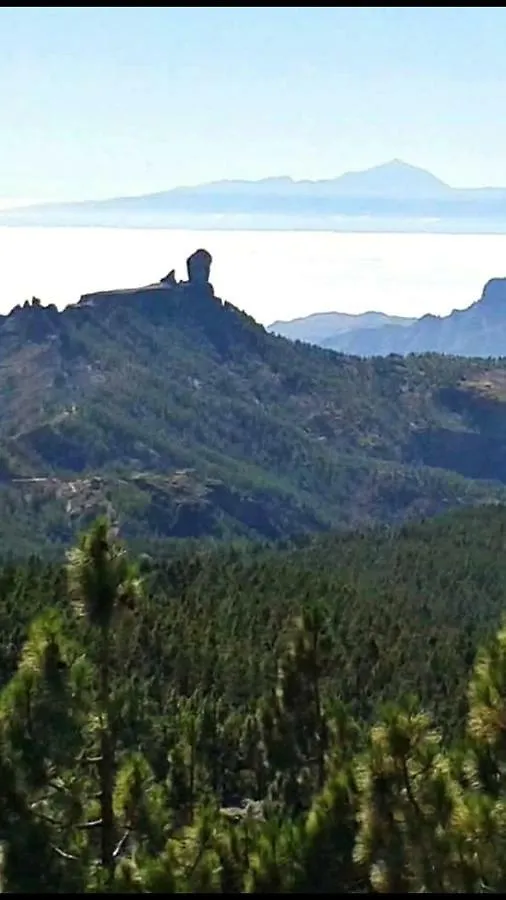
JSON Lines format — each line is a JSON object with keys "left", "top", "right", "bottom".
{"left": 3, "top": 8, "right": 506, "bottom": 202}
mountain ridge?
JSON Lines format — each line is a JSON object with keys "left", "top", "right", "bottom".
{"left": 282, "top": 278, "right": 506, "bottom": 357}
{"left": 269, "top": 310, "right": 417, "bottom": 344}
{"left": 3, "top": 250, "right": 506, "bottom": 553}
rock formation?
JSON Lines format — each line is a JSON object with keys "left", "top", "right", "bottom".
{"left": 186, "top": 248, "right": 212, "bottom": 285}
{"left": 160, "top": 269, "right": 177, "bottom": 286}
{"left": 79, "top": 248, "right": 216, "bottom": 309}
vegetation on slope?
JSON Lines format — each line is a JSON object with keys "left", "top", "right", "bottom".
{"left": 3, "top": 272, "right": 506, "bottom": 549}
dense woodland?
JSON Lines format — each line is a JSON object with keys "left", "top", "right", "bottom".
{"left": 4, "top": 505, "right": 506, "bottom": 892}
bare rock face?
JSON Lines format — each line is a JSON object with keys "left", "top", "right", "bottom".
{"left": 186, "top": 249, "right": 212, "bottom": 285}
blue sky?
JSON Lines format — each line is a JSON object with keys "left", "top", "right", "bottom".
{"left": 2, "top": 6, "right": 506, "bottom": 200}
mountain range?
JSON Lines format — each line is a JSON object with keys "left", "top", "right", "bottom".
{"left": 271, "top": 279, "right": 506, "bottom": 357}
{"left": 4, "top": 160, "right": 506, "bottom": 232}
{"left": 3, "top": 249, "right": 506, "bottom": 553}
{"left": 269, "top": 310, "right": 417, "bottom": 345}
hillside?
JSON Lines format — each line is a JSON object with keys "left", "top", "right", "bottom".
{"left": 4, "top": 250, "right": 506, "bottom": 552}
{"left": 316, "top": 278, "right": 506, "bottom": 356}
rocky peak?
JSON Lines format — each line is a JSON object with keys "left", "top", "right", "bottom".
{"left": 479, "top": 278, "right": 506, "bottom": 312}
{"left": 160, "top": 269, "right": 177, "bottom": 286}
{"left": 159, "top": 249, "right": 213, "bottom": 292}
{"left": 77, "top": 248, "right": 216, "bottom": 311}
{"left": 186, "top": 249, "right": 212, "bottom": 285}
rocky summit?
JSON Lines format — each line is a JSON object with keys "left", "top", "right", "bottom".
{"left": 79, "top": 248, "right": 216, "bottom": 311}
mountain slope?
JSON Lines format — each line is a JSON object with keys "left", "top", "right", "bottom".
{"left": 320, "top": 279, "right": 506, "bottom": 357}
{"left": 3, "top": 253, "right": 506, "bottom": 552}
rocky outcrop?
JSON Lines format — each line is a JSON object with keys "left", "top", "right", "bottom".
{"left": 186, "top": 249, "right": 212, "bottom": 285}
{"left": 78, "top": 249, "right": 216, "bottom": 309}
{"left": 220, "top": 799, "right": 265, "bottom": 823}
{"left": 160, "top": 269, "right": 177, "bottom": 286}
{"left": 160, "top": 250, "right": 213, "bottom": 289}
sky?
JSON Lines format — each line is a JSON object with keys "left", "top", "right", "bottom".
{"left": 2, "top": 7, "right": 506, "bottom": 201}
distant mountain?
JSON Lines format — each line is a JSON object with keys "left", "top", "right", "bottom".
{"left": 2, "top": 250, "right": 506, "bottom": 553}
{"left": 4, "top": 160, "right": 506, "bottom": 231}
{"left": 269, "top": 310, "right": 416, "bottom": 345}
{"left": 312, "top": 159, "right": 452, "bottom": 198}
{"left": 312, "top": 279, "right": 506, "bottom": 357}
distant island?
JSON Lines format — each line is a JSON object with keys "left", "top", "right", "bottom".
{"left": 4, "top": 159, "right": 506, "bottom": 232}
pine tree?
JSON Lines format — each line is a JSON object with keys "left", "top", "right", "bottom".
{"left": 66, "top": 517, "right": 142, "bottom": 887}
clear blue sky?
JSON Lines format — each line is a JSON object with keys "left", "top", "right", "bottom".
{"left": 2, "top": 6, "right": 506, "bottom": 200}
